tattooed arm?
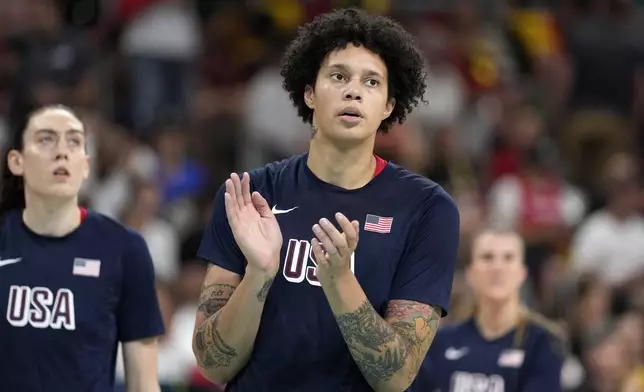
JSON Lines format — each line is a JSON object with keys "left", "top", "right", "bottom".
{"left": 192, "top": 264, "right": 275, "bottom": 384}
{"left": 323, "top": 273, "right": 441, "bottom": 392}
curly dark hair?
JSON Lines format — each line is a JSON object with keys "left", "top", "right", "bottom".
{"left": 280, "top": 8, "right": 427, "bottom": 133}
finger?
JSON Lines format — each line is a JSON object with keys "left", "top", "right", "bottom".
{"left": 313, "top": 223, "right": 339, "bottom": 258}
{"left": 241, "top": 172, "right": 252, "bottom": 205}
{"left": 252, "top": 192, "right": 272, "bottom": 218}
{"left": 319, "top": 217, "right": 349, "bottom": 256}
{"left": 224, "top": 191, "right": 238, "bottom": 228}
{"left": 224, "top": 179, "right": 238, "bottom": 214}
{"left": 352, "top": 220, "right": 360, "bottom": 244}
{"left": 311, "top": 238, "right": 329, "bottom": 267}
{"left": 230, "top": 173, "right": 244, "bottom": 209}
{"left": 335, "top": 213, "right": 358, "bottom": 250}
{"left": 225, "top": 178, "right": 236, "bottom": 204}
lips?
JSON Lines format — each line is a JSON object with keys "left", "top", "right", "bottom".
{"left": 53, "top": 167, "right": 70, "bottom": 177}
{"left": 338, "top": 106, "right": 363, "bottom": 118}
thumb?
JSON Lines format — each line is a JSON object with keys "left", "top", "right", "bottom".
{"left": 252, "top": 192, "right": 272, "bottom": 217}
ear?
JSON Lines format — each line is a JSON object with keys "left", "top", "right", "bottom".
{"left": 83, "top": 155, "right": 91, "bottom": 180}
{"left": 304, "top": 85, "right": 315, "bottom": 109}
{"left": 7, "top": 150, "right": 24, "bottom": 176}
{"left": 382, "top": 98, "right": 395, "bottom": 121}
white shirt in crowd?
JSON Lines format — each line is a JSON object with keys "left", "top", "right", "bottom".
{"left": 571, "top": 210, "right": 644, "bottom": 285}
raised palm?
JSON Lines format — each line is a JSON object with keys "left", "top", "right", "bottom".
{"left": 224, "top": 173, "right": 283, "bottom": 275}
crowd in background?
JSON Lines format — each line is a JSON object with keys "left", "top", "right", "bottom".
{"left": 2, "top": 0, "right": 644, "bottom": 391}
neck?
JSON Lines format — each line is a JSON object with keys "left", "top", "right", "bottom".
{"left": 307, "top": 135, "right": 376, "bottom": 189}
{"left": 475, "top": 297, "right": 523, "bottom": 340}
{"left": 22, "top": 192, "right": 80, "bottom": 237}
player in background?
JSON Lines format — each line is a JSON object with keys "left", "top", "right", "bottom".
{"left": 412, "top": 229, "right": 565, "bottom": 392}
{"left": 193, "top": 8, "right": 460, "bottom": 392}
{"left": 0, "top": 105, "right": 164, "bottom": 392}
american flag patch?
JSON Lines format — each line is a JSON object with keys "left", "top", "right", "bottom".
{"left": 498, "top": 349, "right": 525, "bottom": 368}
{"left": 73, "top": 258, "right": 101, "bottom": 278}
{"left": 364, "top": 214, "right": 393, "bottom": 234}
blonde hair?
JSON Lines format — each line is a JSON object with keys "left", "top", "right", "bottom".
{"left": 467, "top": 227, "right": 525, "bottom": 266}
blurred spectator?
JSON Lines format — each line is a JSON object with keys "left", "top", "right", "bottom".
{"left": 119, "top": 0, "right": 200, "bottom": 135}
{"left": 89, "top": 124, "right": 157, "bottom": 218}
{"left": 242, "top": 49, "right": 310, "bottom": 169}
{"left": 6, "top": 0, "right": 94, "bottom": 127}
{"left": 567, "top": 274, "right": 613, "bottom": 358}
{"left": 154, "top": 120, "right": 206, "bottom": 206}
{"left": 578, "top": 318, "right": 644, "bottom": 392}
{"left": 561, "top": 0, "right": 643, "bottom": 119}
{"left": 122, "top": 180, "right": 180, "bottom": 283}
{"left": 487, "top": 104, "right": 586, "bottom": 297}
{"left": 571, "top": 153, "right": 644, "bottom": 291}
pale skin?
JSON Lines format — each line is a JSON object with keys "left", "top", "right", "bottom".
{"left": 8, "top": 108, "right": 91, "bottom": 236}
{"left": 122, "top": 339, "right": 162, "bottom": 392}
{"left": 465, "top": 231, "right": 527, "bottom": 339}
{"left": 466, "top": 231, "right": 527, "bottom": 339}
{"left": 8, "top": 108, "right": 162, "bottom": 391}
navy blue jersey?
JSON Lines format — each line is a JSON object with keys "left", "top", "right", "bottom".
{"left": 198, "top": 153, "right": 460, "bottom": 391}
{"left": 0, "top": 209, "right": 164, "bottom": 392}
{"left": 412, "top": 315, "right": 565, "bottom": 392}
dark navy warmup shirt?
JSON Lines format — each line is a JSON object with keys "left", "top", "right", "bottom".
{"left": 412, "top": 315, "right": 565, "bottom": 392}
{"left": 198, "top": 153, "right": 460, "bottom": 391}
{"left": 0, "top": 209, "right": 164, "bottom": 392}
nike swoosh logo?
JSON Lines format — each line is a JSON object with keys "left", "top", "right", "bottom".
{"left": 272, "top": 205, "right": 298, "bottom": 215}
{"left": 445, "top": 347, "right": 469, "bottom": 360}
{"left": 0, "top": 258, "right": 22, "bottom": 267}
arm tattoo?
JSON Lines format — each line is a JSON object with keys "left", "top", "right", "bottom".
{"left": 335, "top": 300, "right": 441, "bottom": 388}
{"left": 386, "top": 300, "right": 441, "bottom": 383}
{"left": 194, "top": 311, "right": 238, "bottom": 369}
{"left": 256, "top": 277, "right": 274, "bottom": 302}
{"left": 198, "top": 283, "right": 237, "bottom": 318}
{"left": 335, "top": 301, "right": 406, "bottom": 385}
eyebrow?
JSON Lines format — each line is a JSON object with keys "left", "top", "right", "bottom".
{"left": 326, "top": 63, "right": 384, "bottom": 79}
{"left": 35, "top": 128, "right": 85, "bottom": 135}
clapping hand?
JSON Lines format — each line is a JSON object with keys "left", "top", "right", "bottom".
{"left": 311, "top": 213, "right": 359, "bottom": 284}
{"left": 224, "top": 173, "right": 283, "bottom": 276}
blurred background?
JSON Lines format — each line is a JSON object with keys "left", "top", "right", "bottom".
{"left": 2, "top": 0, "right": 644, "bottom": 391}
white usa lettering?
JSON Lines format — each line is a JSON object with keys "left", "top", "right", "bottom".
{"left": 6, "top": 285, "right": 76, "bottom": 330}
{"left": 282, "top": 238, "right": 356, "bottom": 286}
{"left": 451, "top": 371, "right": 505, "bottom": 392}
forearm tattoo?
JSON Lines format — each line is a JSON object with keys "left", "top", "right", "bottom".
{"left": 336, "top": 301, "right": 405, "bottom": 384}
{"left": 198, "top": 283, "right": 237, "bottom": 318}
{"left": 335, "top": 300, "right": 440, "bottom": 387}
{"left": 387, "top": 300, "right": 441, "bottom": 383}
{"left": 257, "top": 277, "right": 274, "bottom": 302}
{"left": 194, "top": 311, "right": 238, "bottom": 369}
{"left": 195, "top": 281, "right": 239, "bottom": 369}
